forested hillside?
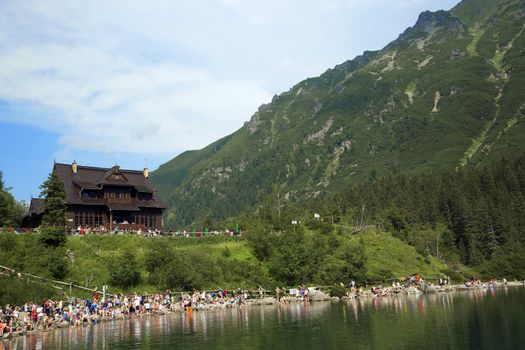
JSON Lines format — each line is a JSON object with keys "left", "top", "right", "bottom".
{"left": 227, "top": 154, "right": 525, "bottom": 279}
{"left": 313, "top": 154, "right": 525, "bottom": 272}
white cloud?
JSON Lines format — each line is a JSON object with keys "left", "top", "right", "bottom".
{"left": 0, "top": 0, "right": 459, "bottom": 164}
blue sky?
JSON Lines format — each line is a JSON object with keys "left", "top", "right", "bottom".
{"left": 0, "top": 0, "right": 459, "bottom": 201}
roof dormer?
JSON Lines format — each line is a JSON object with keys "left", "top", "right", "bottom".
{"left": 97, "top": 165, "right": 129, "bottom": 185}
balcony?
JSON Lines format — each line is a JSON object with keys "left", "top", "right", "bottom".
{"left": 106, "top": 197, "right": 133, "bottom": 204}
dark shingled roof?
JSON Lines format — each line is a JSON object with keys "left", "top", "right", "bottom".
{"left": 53, "top": 163, "right": 167, "bottom": 209}
{"left": 28, "top": 198, "right": 45, "bottom": 215}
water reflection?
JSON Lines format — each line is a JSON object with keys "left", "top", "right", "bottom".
{"left": 2, "top": 288, "right": 524, "bottom": 350}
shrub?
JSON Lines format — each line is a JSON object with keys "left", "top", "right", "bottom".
{"left": 330, "top": 285, "right": 347, "bottom": 298}
{"left": 39, "top": 226, "right": 67, "bottom": 247}
{"left": 107, "top": 251, "right": 141, "bottom": 289}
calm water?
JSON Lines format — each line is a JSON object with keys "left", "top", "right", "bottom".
{"left": 3, "top": 287, "right": 525, "bottom": 349}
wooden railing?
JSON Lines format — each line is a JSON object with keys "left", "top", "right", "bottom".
{"left": 0, "top": 264, "right": 98, "bottom": 297}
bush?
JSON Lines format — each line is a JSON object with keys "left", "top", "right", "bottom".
{"left": 222, "top": 246, "right": 231, "bottom": 258}
{"left": 0, "top": 277, "right": 61, "bottom": 306}
{"left": 477, "top": 252, "right": 525, "bottom": 280}
{"left": 46, "top": 247, "right": 69, "bottom": 280}
{"left": 329, "top": 285, "right": 347, "bottom": 298}
{"left": 144, "top": 245, "right": 172, "bottom": 275}
{"left": 39, "top": 226, "right": 67, "bottom": 247}
{"left": 267, "top": 230, "right": 324, "bottom": 285}
{"left": 107, "top": 251, "right": 141, "bottom": 289}
{"left": 246, "top": 230, "right": 273, "bottom": 261}
{"left": 441, "top": 267, "right": 467, "bottom": 283}
{"left": 145, "top": 247, "right": 220, "bottom": 291}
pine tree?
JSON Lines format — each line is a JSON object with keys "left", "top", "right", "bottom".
{"left": 0, "top": 171, "right": 22, "bottom": 227}
{"left": 0, "top": 171, "right": 12, "bottom": 226}
{"left": 40, "top": 168, "right": 66, "bottom": 227}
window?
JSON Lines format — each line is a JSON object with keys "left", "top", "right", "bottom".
{"left": 138, "top": 192, "right": 152, "bottom": 201}
{"left": 81, "top": 190, "right": 99, "bottom": 199}
{"left": 87, "top": 212, "right": 93, "bottom": 227}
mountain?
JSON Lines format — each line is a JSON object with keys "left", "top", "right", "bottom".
{"left": 151, "top": 0, "right": 525, "bottom": 227}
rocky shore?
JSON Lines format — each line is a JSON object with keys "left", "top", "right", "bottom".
{"left": 1, "top": 281, "right": 523, "bottom": 342}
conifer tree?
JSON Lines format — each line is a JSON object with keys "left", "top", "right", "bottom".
{"left": 0, "top": 171, "right": 23, "bottom": 227}
{"left": 0, "top": 172, "right": 12, "bottom": 226}
{"left": 40, "top": 168, "right": 66, "bottom": 227}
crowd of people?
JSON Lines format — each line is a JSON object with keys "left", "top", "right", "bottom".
{"left": 1, "top": 278, "right": 522, "bottom": 339}
{"left": 0, "top": 287, "right": 309, "bottom": 338}
{"left": 344, "top": 276, "right": 513, "bottom": 297}
{"left": 466, "top": 277, "right": 507, "bottom": 288}
{"left": 67, "top": 226, "right": 243, "bottom": 238}
{"left": 1, "top": 226, "right": 244, "bottom": 238}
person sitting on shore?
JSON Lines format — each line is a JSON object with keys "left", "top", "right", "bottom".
{"left": 371, "top": 287, "right": 382, "bottom": 295}
{"left": 299, "top": 286, "right": 305, "bottom": 300}
{"left": 0, "top": 318, "right": 7, "bottom": 336}
{"left": 9, "top": 318, "right": 21, "bottom": 333}
{"left": 23, "top": 313, "right": 33, "bottom": 331}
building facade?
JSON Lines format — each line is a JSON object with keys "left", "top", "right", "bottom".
{"left": 26, "top": 162, "right": 167, "bottom": 231}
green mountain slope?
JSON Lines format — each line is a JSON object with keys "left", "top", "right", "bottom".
{"left": 151, "top": 0, "right": 525, "bottom": 227}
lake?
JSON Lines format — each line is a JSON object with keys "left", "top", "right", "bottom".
{"left": 3, "top": 287, "right": 525, "bottom": 349}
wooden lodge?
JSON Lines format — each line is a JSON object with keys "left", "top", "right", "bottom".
{"left": 24, "top": 162, "right": 167, "bottom": 231}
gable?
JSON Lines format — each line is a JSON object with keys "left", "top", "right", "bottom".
{"left": 98, "top": 165, "right": 130, "bottom": 185}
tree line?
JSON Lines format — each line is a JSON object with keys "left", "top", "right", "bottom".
{"left": 219, "top": 154, "right": 525, "bottom": 280}
{"left": 309, "top": 154, "right": 525, "bottom": 276}
{"left": 0, "top": 171, "right": 26, "bottom": 227}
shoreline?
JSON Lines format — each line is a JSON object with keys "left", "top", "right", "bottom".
{"left": 1, "top": 282, "right": 524, "bottom": 342}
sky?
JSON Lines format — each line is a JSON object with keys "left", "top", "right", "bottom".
{"left": 0, "top": 0, "right": 460, "bottom": 201}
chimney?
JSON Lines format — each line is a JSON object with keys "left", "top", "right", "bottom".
{"left": 143, "top": 167, "right": 149, "bottom": 178}
{"left": 72, "top": 160, "right": 78, "bottom": 174}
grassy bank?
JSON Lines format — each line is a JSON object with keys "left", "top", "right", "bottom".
{"left": 0, "top": 227, "right": 458, "bottom": 305}
{"left": 65, "top": 234, "right": 259, "bottom": 293}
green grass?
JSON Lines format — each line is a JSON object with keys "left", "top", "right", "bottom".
{"left": 405, "top": 81, "right": 417, "bottom": 103}
{"left": 0, "top": 226, "right": 469, "bottom": 304}
{"left": 65, "top": 235, "right": 254, "bottom": 293}
{"left": 358, "top": 230, "right": 447, "bottom": 280}
{"left": 466, "top": 27, "right": 483, "bottom": 57}
{"left": 459, "top": 119, "right": 495, "bottom": 167}
{"left": 65, "top": 228, "right": 448, "bottom": 289}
